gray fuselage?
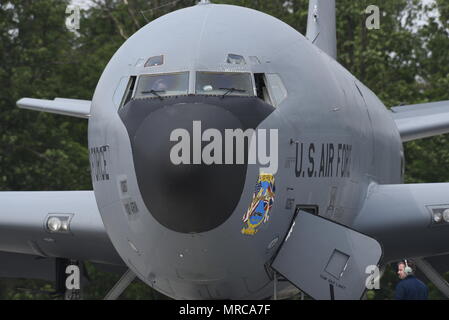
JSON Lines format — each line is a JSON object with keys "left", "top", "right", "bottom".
{"left": 87, "top": 4, "right": 402, "bottom": 299}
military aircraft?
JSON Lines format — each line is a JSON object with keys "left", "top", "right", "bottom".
{"left": 2, "top": 0, "right": 449, "bottom": 300}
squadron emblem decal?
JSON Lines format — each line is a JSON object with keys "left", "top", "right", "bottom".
{"left": 241, "top": 173, "right": 275, "bottom": 235}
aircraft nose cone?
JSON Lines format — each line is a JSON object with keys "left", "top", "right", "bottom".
{"left": 119, "top": 96, "right": 274, "bottom": 233}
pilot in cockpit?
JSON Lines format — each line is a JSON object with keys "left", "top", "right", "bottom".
{"left": 151, "top": 78, "right": 169, "bottom": 92}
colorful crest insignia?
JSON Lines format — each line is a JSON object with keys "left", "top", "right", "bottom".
{"left": 241, "top": 173, "right": 275, "bottom": 235}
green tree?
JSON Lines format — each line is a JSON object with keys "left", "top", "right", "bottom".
{"left": 0, "top": 0, "right": 90, "bottom": 191}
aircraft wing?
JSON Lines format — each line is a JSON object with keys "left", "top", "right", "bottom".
{"left": 272, "top": 182, "right": 449, "bottom": 299}
{"left": 390, "top": 100, "right": 449, "bottom": 142}
{"left": 353, "top": 183, "right": 449, "bottom": 263}
{"left": 0, "top": 191, "right": 123, "bottom": 267}
{"left": 17, "top": 98, "right": 91, "bottom": 119}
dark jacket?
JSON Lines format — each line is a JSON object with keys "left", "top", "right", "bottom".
{"left": 395, "top": 275, "right": 428, "bottom": 300}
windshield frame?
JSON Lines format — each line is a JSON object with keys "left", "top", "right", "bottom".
{"left": 133, "top": 71, "right": 190, "bottom": 99}
{"left": 195, "top": 71, "right": 256, "bottom": 97}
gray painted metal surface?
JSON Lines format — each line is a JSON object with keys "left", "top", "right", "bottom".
{"left": 306, "top": 0, "right": 337, "bottom": 59}
{"left": 272, "top": 211, "right": 382, "bottom": 300}
{"left": 390, "top": 100, "right": 449, "bottom": 142}
{"left": 0, "top": 191, "right": 122, "bottom": 265}
{"left": 104, "top": 269, "right": 136, "bottom": 300}
{"left": 17, "top": 98, "right": 91, "bottom": 118}
{"left": 0, "top": 252, "right": 56, "bottom": 281}
{"left": 353, "top": 183, "right": 449, "bottom": 262}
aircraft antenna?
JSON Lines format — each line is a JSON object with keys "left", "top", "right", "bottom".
{"left": 306, "top": 0, "right": 337, "bottom": 59}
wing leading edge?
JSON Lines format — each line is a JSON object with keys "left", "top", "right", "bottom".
{"left": 353, "top": 183, "right": 449, "bottom": 263}
{"left": 390, "top": 100, "right": 449, "bottom": 142}
{"left": 17, "top": 98, "right": 91, "bottom": 118}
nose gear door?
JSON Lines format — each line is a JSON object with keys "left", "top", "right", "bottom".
{"left": 271, "top": 209, "right": 382, "bottom": 300}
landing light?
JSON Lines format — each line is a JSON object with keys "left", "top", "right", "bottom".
{"left": 47, "top": 217, "right": 62, "bottom": 232}
{"left": 443, "top": 209, "right": 449, "bottom": 223}
{"left": 45, "top": 214, "right": 72, "bottom": 233}
{"left": 433, "top": 212, "right": 443, "bottom": 223}
{"left": 61, "top": 221, "right": 69, "bottom": 231}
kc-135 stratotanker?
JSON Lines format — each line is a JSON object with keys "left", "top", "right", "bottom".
{"left": 3, "top": 0, "right": 449, "bottom": 299}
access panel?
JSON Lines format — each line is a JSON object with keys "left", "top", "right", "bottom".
{"left": 271, "top": 210, "right": 382, "bottom": 300}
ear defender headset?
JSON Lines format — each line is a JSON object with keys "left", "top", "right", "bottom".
{"left": 404, "top": 259, "right": 413, "bottom": 276}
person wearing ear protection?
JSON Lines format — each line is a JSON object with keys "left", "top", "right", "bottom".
{"left": 395, "top": 259, "right": 428, "bottom": 300}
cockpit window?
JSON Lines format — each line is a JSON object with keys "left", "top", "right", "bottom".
{"left": 145, "top": 55, "right": 164, "bottom": 67}
{"left": 196, "top": 72, "right": 254, "bottom": 97}
{"left": 134, "top": 72, "right": 189, "bottom": 99}
{"left": 265, "top": 74, "right": 287, "bottom": 106}
{"left": 226, "top": 54, "right": 246, "bottom": 65}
